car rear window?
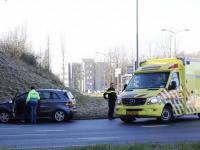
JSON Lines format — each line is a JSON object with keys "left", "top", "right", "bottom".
{"left": 67, "top": 91, "right": 74, "bottom": 99}
{"left": 64, "top": 92, "right": 69, "bottom": 98}
{"left": 64, "top": 91, "right": 74, "bottom": 99}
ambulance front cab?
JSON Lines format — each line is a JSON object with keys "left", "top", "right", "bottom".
{"left": 116, "top": 58, "right": 184, "bottom": 123}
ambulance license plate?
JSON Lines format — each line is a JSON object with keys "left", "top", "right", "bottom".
{"left": 126, "top": 111, "right": 138, "bottom": 115}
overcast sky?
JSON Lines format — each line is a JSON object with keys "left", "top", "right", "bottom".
{"left": 0, "top": 0, "right": 200, "bottom": 73}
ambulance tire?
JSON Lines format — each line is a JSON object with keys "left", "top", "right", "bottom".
{"left": 198, "top": 113, "right": 200, "bottom": 119}
{"left": 120, "top": 117, "right": 135, "bottom": 123}
{"left": 157, "top": 106, "right": 173, "bottom": 123}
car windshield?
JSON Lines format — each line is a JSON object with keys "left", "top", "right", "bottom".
{"left": 126, "top": 72, "right": 170, "bottom": 89}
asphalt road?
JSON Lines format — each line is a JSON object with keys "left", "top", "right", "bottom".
{"left": 1, "top": 115, "right": 200, "bottom": 149}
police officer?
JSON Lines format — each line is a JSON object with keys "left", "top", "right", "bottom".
{"left": 26, "top": 86, "right": 40, "bottom": 123}
{"left": 103, "top": 83, "right": 117, "bottom": 120}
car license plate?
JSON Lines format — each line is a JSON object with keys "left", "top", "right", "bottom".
{"left": 126, "top": 111, "right": 138, "bottom": 115}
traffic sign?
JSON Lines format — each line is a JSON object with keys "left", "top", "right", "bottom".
{"left": 115, "top": 68, "right": 121, "bottom": 74}
{"left": 126, "top": 66, "right": 134, "bottom": 74}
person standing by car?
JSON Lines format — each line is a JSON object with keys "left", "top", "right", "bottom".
{"left": 20, "top": 100, "right": 29, "bottom": 123}
{"left": 26, "top": 86, "right": 40, "bottom": 123}
{"left": 103, "top": 83, "right": 117, "bottom": 120}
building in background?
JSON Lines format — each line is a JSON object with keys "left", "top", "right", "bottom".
{"left": 67, "top": 58, "right": 109, "bottom": 93}
{"left": 63, "top": 58, "right": 134, "bottom": 93}
{"left": 81, "top": 58, "right": 95, "bottom": 92}
{"left": 94, "top": 61, "right": 108, "bottom": 92}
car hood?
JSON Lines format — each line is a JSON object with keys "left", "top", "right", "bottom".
{"left": 0, "top": 99, "right": 12, "bottom": 104}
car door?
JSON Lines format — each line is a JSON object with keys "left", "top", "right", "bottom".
{"left": 12, "top": 92, "right": 19, "bottom": 118}
{"left": 12, "top": 92, "right": 28, "bottom": 119}
{"left": 37, "top": 91, "right": 52, "bottom": 118}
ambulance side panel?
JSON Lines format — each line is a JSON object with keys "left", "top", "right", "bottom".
{"left": 185, "top": 57, "right": 200, "bottom": 114}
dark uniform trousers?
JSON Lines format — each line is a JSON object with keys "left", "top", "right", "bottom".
{"left": 108, "top": 100, "right": 115, "bottom": 118}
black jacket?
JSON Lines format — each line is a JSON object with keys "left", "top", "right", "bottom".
{"left": 103, "top": 87, "right": 117, "bottom": 101}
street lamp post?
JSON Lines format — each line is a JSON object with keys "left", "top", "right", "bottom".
{"left": 136, "top": 0, "right": 139, "bottom": 70}
{"left": 161, "top": 29, "right": 189, "bottom": 57}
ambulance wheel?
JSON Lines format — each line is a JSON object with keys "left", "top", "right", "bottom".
{"left": 157, "top": 106, "right": 173, "bottom": 123}
{"left": 198, "top": 113, "right": 200, "bottom": 119}
{"left": 120, "top": 117, "right": 135, "bottom": 123}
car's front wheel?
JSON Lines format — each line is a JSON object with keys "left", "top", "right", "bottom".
{"left": 0, "top": 110, "right": 11, "bottom": 123}
{"left": 53, "top": 110, "right": 66, "bottom": 122}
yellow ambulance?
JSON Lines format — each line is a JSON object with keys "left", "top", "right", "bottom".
{"left": 116, "top": 56, "right": 200, "bottom": 123}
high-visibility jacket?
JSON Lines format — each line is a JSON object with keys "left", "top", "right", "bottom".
{"left": 26, "top": 89, "right": 40, "bottom": 102}
{"left": 103, "top": 87, "right": 117, "bottom": 101}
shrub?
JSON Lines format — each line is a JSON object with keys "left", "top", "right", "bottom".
{"left": 20, "top": 52, "right": 39, "bottom": 67}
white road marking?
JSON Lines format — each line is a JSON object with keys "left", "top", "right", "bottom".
{"left": 16, "top": 145, "right": 91, "bottom": 149}
{"left": 141, "top": 125, "right": 168, "bottom": 127}
{"left": 35, "top": 129, "right": 65, "bottom": 132}
{"left": 0, "top": 128, "right": 18, "bottom": 129}
{"left": 1, "top": 133, "right": 46, "bottom": 136}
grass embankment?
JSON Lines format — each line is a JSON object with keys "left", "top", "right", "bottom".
{"left": 2, "top": 142, "right": 200, "bottom": 150}
{"left": 73, "top": 93, "right": 108, "bottom": 120}
{"left": 0, "top": 52, "right": 109, "bottom": 119}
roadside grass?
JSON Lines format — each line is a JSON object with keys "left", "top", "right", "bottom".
{"left": 2, "top": 142, "right": 200, "bottom": 150}
{"left": 73, "top": 93, "right": 108, "bottom": 120}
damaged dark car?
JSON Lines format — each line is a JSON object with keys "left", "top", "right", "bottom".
{"left": 0, "top": 89, "right": 78, "bottom": 123}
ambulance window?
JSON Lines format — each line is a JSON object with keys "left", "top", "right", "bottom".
{"left": 168, "top": 72, "right": 180, "bottom": 90}
{"left": 127, "top": 74, "right": 140, "bottom": 88}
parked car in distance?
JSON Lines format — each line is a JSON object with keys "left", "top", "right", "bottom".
{"left": 0, "top": 89, "right": 78, "bottom": 123}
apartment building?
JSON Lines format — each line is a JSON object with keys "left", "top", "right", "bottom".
{"left": 69, "top": 58, "right": 109, "bottom": 93}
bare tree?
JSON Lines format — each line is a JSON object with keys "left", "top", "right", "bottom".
{"left": 128, "top": 45, "right": 136, "bottom": 67}
{"left": 111, "top": 45, "right": 128, "bottom": 75}
{"left": 185, "top": 50, "right": 200, "bottom": 58}
{"left": 108, "top": 45, "right": 129, "bottom": 89}
{"left": 196, "top": 51, "right": 200, "bottom": 57}
{"left": 71, "top": 62, "right": 83, "bottom": 91}
{"left": 155, "top": 33, "right": 173, "bottom": 58}
{"left": 0, "top": 23, "right": 41, "bottom": 67}
{"left": 140, "top": 38, "right": 157, "bottom": 60}
{"left": 0, "top": 23, "right": 29, "bottom": 57}
{"left": 139, "top": 34, "right": 174, "bottom": 60}
{"left": 42, "top": 32, "right": 52, "bottom": 72}
{"left": 60, "top": 30, "right": 67, "bottom": 84}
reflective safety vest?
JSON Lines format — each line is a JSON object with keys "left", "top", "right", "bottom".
{"left": 104, "top": 88, "right": 117, "bottom": 101}
{"left": 26, "top": 89, "right": 40, "bottom": 102}
{"left": 106, "top": 90, "right": 116, "bottom": 94}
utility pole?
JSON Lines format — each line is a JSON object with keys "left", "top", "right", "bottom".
{"left": 136, "top": 0, "right": 139, "bottom": 70}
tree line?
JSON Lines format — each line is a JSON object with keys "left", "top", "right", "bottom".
{"left": 0, "top": 23, "right": 199, "bottom": 88}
